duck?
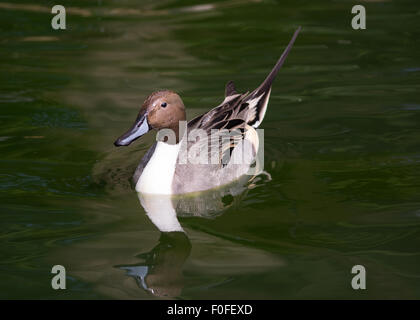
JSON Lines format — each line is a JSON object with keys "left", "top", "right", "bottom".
{"left": 114, "top": 27, "right": 301, "bottom": 195}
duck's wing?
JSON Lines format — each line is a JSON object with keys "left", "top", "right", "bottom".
{"left": 187, "top": 93, "right": 244, "bottom": 130}
{"left": 225, "top": 80, "right": 237, "bottom": 97}
{"left": 208, "top": 118, "right": 252, "bottom": 168}
{"left": 187, "top": 117, "right": 254, "bottom": 168}
{"left": 185, "top": 89, "right": 261, "bottom": 165}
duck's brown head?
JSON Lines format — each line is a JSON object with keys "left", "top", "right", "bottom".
{"left": 114, "top": 90, "right": 186, "bottom": 146}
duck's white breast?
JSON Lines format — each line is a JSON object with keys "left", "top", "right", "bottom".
{"left": 136, "top": 141, "right": 181, "bottom": 194}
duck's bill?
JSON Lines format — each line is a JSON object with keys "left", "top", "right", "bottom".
{"left": 114, "top": 114, "right": 150, "bottom": 147}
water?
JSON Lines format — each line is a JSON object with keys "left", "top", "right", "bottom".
{"left": 1, "top": 0, "right": 420, "bottom": 299}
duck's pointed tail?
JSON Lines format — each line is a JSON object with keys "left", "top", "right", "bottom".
{"left": 246, "top": 26, "right": 301, "bottom": 128}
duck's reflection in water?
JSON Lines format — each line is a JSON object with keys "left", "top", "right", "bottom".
{"left": 119, "top": 232, "right": 191, "bottom": 297}
{"left": 118, "top": 176, "right": 254, "bottom": 298}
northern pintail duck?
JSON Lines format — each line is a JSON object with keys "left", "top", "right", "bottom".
{"left": 114, "top": 27, "right": 301, "bottom": 195}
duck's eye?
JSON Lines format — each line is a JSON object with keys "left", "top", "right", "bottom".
{"left": 161, "top": 102, "right": 167, "bottom": 108}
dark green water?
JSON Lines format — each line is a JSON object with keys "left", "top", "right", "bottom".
{"left": 1, "top": 0, "right": 420, "bottom": 299}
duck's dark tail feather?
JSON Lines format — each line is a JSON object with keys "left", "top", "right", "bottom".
{"left": 246, "top": 26, "right": 301, "bottom": 128}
